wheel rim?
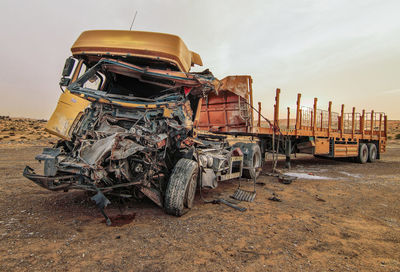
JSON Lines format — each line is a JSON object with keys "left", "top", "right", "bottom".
{"left": 253, "top": 152, "right": 261, "bottom": 174}
{"left": 371, "top": 148, "right": 376, "bottom": 160}
{"left": 184, "top": 171, "right": 197, "bottom": 208}
{"left": 362, "top": 147, "right": 368, "bottom": 159}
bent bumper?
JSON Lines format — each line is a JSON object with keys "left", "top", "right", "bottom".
{"left": 23, "top": 166, "right": 78, "bottom": 191}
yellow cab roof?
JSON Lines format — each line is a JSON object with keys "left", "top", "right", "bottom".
{"left": 71, "top": 30, "right": 203, "bottom": 73}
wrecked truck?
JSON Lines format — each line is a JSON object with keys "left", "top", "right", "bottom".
{"left": 23, "top": 30, "right": 261, "bottom": 224}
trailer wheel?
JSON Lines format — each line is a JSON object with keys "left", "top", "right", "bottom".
{"left": 367, "top": 143, "right": 377, "bottom": 163}
{"left": 357, "top": 143, "right": 368, "bottom": 164}
{"left": 241, "top": 143, "right": 262, "bottom": 179}
{"left": 164, "top": 158, "right": 198, "bottom": 216}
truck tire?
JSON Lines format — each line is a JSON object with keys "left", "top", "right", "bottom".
{"left": 357, "top": 143, "right": 368, "bottom": 164}
{"left": 367, "top": 143, "right": 377, "bottom": 162}
{"left": 164, "top": 158, "right": 198, "bottom": 216}
{"left": 235, "top": 143, "right": 262, "bottom": 179}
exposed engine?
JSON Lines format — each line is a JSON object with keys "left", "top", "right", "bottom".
{"left": 23, "top": 56, "right": 246, "bottom": 224}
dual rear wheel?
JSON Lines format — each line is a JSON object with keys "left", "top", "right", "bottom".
{"left": 357, "top": 143, "right": 377, "bottom": 163}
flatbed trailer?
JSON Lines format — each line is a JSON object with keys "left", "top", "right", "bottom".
{"left": 196, "top": 76, "right": 387, "bottom": 168}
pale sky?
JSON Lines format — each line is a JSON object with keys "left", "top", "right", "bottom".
{"left": 0, "top": 0, "right": 399, "bottom": 119}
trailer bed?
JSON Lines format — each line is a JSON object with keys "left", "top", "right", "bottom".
{"left": 196, "top": 77, "right": 387, "bottom": 161}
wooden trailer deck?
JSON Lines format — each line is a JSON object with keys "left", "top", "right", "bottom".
{"left": 252, "top": 89, "right": 387, "bottom": 156}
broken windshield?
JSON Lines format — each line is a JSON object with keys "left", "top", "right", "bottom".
{"left": 68, "top": 58, "right": 216, "bottom": 100}
{"left": 69, "top": 59, "right": 196, "bottom": 98}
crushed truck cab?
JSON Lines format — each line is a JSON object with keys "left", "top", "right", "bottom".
{"left": 24, "top": 30, "right": 256, "bottom": 223}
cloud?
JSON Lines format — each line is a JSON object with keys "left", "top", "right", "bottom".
{"left": 0, "top": 0, "right": 399, "bottom": 118}
{"left": 383, "top": 89, "right": 400, "bottom": 94}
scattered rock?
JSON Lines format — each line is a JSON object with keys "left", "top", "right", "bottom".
{"left": 268, "top": 193, "right": 282, "bottom": 202}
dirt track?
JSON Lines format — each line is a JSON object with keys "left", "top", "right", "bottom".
{"left": 1, "top": 142, "right": 400, "bottom": 271}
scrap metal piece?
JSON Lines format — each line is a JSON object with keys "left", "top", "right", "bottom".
{"left": 232, "top": 188, "right": 256, "bottom": 202}
{"left": 278, "top": 174, "right": 297, "bottom": 184}
{"left": 231, "top": 177, "right": 257, "bottom": 202}
{"left": 111, "top": 139, "right": 145, "bottom": 160}
{"left": 201, "top": 168, "right": 217, "bottom": 189}
{"left": 91, "top": 191, "right": 112, "bottom": 226}
{"left": 268, "top": 193, "right": 281, "bottom": 202}
{"left": 212, "top": 198, "right": 247, "bottom": 212}
{"left": 80, "top": 134, "right": 117, "bottom": 165}
{"left": 35, "top": 148, "right": 61, "bottom": 176}
{"left": 139, "top": 187, "right": 163, "bottom": 208}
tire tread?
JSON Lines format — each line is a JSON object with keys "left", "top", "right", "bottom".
{"left": 164, "top": 159, "right": 198, "bottom": 216}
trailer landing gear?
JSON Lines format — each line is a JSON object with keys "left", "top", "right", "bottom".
{"left": 285, "top": 139, "right": 291, "bottom": 170}
{"left": 285, "top": 156, "right": 291, "bottom": 169}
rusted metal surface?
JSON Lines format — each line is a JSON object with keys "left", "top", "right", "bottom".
{"left": 217, "top": 76, "right": 252, "bottom": 99}
{"left": 197, "top": 90, "right": 250, "bottom": 133}
{"left": 197, "top": 76, "right": 253, "bottom": 133}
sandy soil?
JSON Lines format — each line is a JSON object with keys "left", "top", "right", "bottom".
{"left": 0, "top": 119, "right": 400, "bottom": 271}
{"left": 0, "top": 116, "right": 58, "bottom": 148}
{"left": 387, "top": 120, "right": 400, "bottom": 140}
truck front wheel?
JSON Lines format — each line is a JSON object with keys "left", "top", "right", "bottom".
{"left": 164, "top": 158, "right": 198, "bottom": 216}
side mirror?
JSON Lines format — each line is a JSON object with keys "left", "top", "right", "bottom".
{"left": 60, "top": 57, "right": 79, "bottom": 87}
{"left": 62, "top": 57, "right": 76, "bottom": 77}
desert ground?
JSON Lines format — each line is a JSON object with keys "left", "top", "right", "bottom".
{"left": 0, "top": 117, "right": 399, "bottom": 271}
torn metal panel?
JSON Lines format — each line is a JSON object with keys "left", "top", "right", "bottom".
{"left": 217, "top": 76, "right": 251, "bottom": 100}
{"left": 201, "top": 168, "right": 217, "bottom": 189}
{"left": 79, "top": 134, "right": 117, "bottom": 165}
{"left": 111, "top": 138, "right": 145, "bottom": 160}
{"left": 139, "top": 187, "right": 163, "bottom": 208}
{"left": 97, "top": 118, "right": 128, "bottom": 134}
